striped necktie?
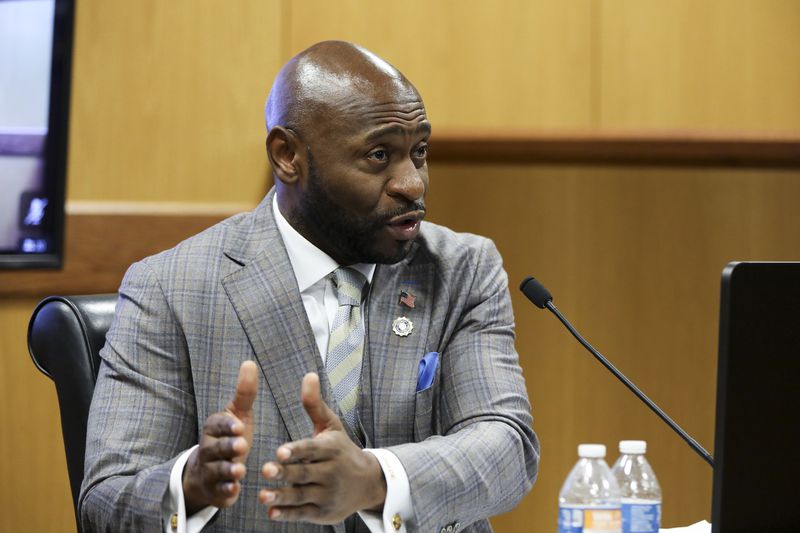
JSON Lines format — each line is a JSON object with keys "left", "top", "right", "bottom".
{"left": 325, "top": 267, "right": 367, "bottom": 430}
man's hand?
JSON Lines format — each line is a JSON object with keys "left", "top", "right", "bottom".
{"left": 259, "top": 373, "right": 387, "bottom": 524}
{"left": 182, "top": 360, "right": 259, "bottom": 514}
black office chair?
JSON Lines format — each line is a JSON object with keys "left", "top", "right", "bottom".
{"left": 28, "top": 294, "right": 117, "bottom": 531}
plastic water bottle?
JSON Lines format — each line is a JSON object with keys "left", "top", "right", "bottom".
{"left": 611, "top": 440, "right": 662, "bottom": 533}
{"left": 558, "top": 443, "right": 622, "bottom": 533}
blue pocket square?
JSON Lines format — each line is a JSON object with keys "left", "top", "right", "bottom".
{"left": 417, "top": 351, "right": 439, "bottom": 392}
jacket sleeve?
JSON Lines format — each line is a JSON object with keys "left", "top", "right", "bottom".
{"left": 79, "top": 260, "right": 199, "bottom": 532}
{"left": 388, "top": 238, "right": 540, "bottom": 531}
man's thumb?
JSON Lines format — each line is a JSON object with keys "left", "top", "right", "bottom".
{"left": 230, "top": 360, "right": 259, "bottom": 414}
{"left": 301, "top": 372, "right": 341, "bottom": 434}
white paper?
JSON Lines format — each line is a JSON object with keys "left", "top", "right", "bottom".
{"left": 660, "top": 520, "right": 712, "bottom": 533}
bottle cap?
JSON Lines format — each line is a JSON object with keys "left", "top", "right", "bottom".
{"left": 619, "top": 440, "right": 647, "bottom": 454}
{"left": 578, "top": 443, "right": 606, "bottom": 458}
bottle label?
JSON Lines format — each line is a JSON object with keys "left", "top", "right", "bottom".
{"left": 558, "top": 505, "right": 622, "bottom": 533}
{"left": 621, "top": 501, "right": 661, "bottom": 533}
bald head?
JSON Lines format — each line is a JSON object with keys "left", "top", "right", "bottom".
{"left": 265, "top": 41, "right": 420, "bottom": 133}
{"left": 264, "top": 41, "right": 430, "bottom": 265}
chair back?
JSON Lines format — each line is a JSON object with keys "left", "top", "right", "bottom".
{"left": 28, "top": 294, "right": 117, "bottom": 527}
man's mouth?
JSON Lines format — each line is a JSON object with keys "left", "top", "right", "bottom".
{"left": 385, "top": 211, "right": 425, "bottom": 240}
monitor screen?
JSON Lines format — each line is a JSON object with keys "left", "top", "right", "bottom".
{"left": 712, "top": 262, "right": 800, "bottom": 532}
{"left": 0, "top": 0, "right": 73, "bottom": 269}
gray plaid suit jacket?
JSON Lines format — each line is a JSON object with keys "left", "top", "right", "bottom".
{"left": 79, "top": 189, "right": 539, "bottom": 532}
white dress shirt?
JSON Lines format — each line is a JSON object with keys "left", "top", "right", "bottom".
{"left": 162, "top": 195, "right": 414, "bottom": 532}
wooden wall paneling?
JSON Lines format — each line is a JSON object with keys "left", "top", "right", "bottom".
{"left": 286, "top": 0, "right": 594, "bottom": 130}
{"left": 67, "top": 0, "right": 281, "bottom": 204}
{"left": 428, "top": 130, "right": 800, "bottom": 167}
{"left": 0, "top": 298, "right": 74, "bottom": 532}
{"left": 424, "top": 163, "right": 800, "bottom": 531}
{"left": 599, "top": 0, "right": 800, "bottom": 131}
{"left": 0, "top": 203, "right": 243, "bottom": 298}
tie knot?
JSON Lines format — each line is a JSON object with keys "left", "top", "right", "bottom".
{"left": 331, "top": 267, "right": 367, "bottom": 307}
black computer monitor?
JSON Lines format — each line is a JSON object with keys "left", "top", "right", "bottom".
{"left": 712, "top": 262, "right": 800, "bottom": 532}
{"left": 0, "top": 0, "right": 74, "bottom": 269}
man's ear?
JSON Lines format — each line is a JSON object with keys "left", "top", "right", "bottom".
{"left": 266, "top": 126, "right": 305, "bottom": 185}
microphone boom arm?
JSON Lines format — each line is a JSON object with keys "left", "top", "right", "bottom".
{"left": 545, "top": 299, "right": 715, "bottom": 467}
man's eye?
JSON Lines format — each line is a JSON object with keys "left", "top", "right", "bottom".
{"left": 369, "top": 149, "right": 387, "bottom": 161}
{"left": 414, "top": 145, "right": 428, "bottom": 158}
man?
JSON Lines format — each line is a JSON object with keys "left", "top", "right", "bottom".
{"left": 79, "top": 41, "right": 539, "bottom": 532}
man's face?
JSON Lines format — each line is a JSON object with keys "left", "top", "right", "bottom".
{"left": 293, "top": 87, "right": 431, "bottom": 265}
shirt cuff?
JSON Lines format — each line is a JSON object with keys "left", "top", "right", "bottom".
{"left": 358, "top": 448, "right": 414, "bottom": 533}
{"left": 162, "top": 445, "right": 219, "bottom": 533}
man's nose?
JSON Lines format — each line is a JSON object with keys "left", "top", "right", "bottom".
{"left": 387, "top": 158, "right": 426, "bottom": 202}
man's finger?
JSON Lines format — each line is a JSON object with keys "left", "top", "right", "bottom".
{"left": 267, "top": 503, "right": 323, "bottom": 523}
{"left": 259, "top": 484, "right": 324, "bottom": 507}
{"left": 202, "top": 412, "right": 245, "bottom": 437}
{"left": 273, "top": 435, "right": 337, "bottom": 464}
{"left": 301, "top": 372, "right": 343, "bottom": 435}
{"left": 197, "top": 435, "right": 249, "bottom": 463}
{"left": 261, "top": 460, "right": 316, "bottom": 484}
{"left": 201, "top": 460, "right": 248, "bottom": 484}
{"left": 229, "top": 360, "right": 259, "bottom": 415}
{"left": 216, "top": 480, "right": 241, "bottom": 498}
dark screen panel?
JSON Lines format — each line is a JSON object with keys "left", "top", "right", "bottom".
{"left": 712, "top": 262, "right": 800, "bottom": 533}
{"left": 0, "top": 0, "right": 73, "bottom": 269}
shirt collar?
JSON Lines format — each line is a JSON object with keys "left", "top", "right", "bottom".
{"left": 272, "top": 194, "right": 375, "bottom": 293}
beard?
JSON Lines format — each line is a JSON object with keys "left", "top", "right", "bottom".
{"left": 294, "top": 152, "right": 425, "bottom": 265}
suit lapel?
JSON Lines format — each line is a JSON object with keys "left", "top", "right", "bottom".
{"left": 221, "top": 193, "right": 333, "bottom": 443}
{"left": 219, "top": 194, "right": 375, "bottom": 533}
{"left": 223, "top": 252, "right": 326, "bottom": 442}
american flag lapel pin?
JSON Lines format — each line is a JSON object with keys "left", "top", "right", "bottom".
{"left": 398, "top": 290, "right": 416, "bottom": 308}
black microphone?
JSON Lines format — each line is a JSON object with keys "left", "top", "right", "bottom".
{"left": 519, "top": 276, "right": 714, "bottom": 467}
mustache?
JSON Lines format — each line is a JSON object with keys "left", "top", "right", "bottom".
{"left": 378, "top": 201, "right": 426, "bottom": 223}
